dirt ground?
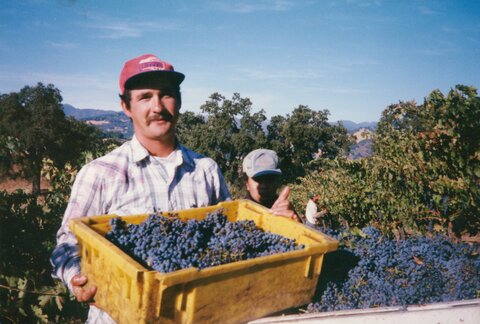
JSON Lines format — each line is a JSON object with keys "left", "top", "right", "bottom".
{"left": 0, "top": 177, "right": 50, "bottom": 193}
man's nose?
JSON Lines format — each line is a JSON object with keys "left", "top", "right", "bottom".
{"left": 151, "top": 94, "right": 165, "bottom": 112}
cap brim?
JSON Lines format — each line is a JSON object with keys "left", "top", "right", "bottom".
{"left": 251, "top": 169, "right": 282, "bottom": 178}
{"left": 125, "top": 70, "right": 185, "bottom": 91}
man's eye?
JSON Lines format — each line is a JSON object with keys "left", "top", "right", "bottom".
{"left": 141, "top": 94, "right": 152, "bottom": 100}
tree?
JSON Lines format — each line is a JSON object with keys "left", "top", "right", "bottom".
{"left": 177, "top": 93, "right": 268, "bottom": 190}
{"left": 176, "top": 111, "right": 207, "bottom": 150}
{"left": 267, "top": 105, "right": 351, "bottom": 182}
{"left": 0, "top": 83, "right": 102, "bottom": 196}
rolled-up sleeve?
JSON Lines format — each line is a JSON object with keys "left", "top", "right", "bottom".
{"left": 50, "top": 163, "right": 104, "bottom": 292}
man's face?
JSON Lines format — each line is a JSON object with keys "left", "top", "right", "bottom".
{"left": 246, "top": 174, "right": 282, "bottom": 207}
{"left": 121, "top": 88, "right": 179, "bottom": 143}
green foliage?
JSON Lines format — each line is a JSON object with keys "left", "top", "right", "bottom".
{"left": 177, "top": 93, "right": 350, "bottom": 191}
{"left": 0, "top": 136, "right": 22, "bottom": 179}
{"left": 374, "top": 85, "right": 480, "bottom": 234}
{"left": 0, "top": 115, "right": 117, "bottom": 322}
{"left": 0, "top": 82, "right": 119, "bottom": 321}
{"left": 0, "top": 274, "right": 87, "bottom": 323}
{"left": 0, "top": 190, "right": 88, "bottom": 323}
{"left": 0, "top": 83, "right": 103, "bottom": 195}
{"left": 267, "top": 105, "right": 352, "bottom": 182}
{"left": 0, "top": 190, "right": 50, "bottom": 276}
{"left": 291, "top": 85, "right": 480, "bottom": 236}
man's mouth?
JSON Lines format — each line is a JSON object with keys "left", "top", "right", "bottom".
{"left": 147, "top": 113, "right": 173, "bottom": 125}
{"left": 148, "top": 117, "right": 167, "bottom": 124}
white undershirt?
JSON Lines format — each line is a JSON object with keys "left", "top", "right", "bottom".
{"left": 152, "top": 149, "right": 182, "bottom": 183}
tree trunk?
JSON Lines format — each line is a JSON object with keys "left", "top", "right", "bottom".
{"left": 32, "top": 160, "right": 41, "bottom": 197}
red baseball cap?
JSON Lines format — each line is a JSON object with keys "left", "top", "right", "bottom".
{"left": 119, "top": 54, "right": 185, "bottom": 94}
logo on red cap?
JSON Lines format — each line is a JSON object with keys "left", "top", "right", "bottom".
{"left": 138, "top": 56, "right": 168, "bottom": 72}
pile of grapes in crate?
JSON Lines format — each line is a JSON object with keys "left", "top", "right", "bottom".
{"left": 106, "top": 209, "right": 304, "bottom": 273}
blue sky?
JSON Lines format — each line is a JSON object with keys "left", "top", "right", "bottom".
{"left": 1, "top": 0, "right": 479, "bottom": 122}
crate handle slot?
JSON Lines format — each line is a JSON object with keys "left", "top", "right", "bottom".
{"left": 304, "top": 255, "right": 313, "bottom": 279}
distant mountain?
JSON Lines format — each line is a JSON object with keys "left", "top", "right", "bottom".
{"left": 63, "top": 104, "right": 119, "bottom": 119}
{"left": 63, "top": 104, "right": 133, "bottom": 138}
{"left": 333, "top": 120, "right": 377, "bottom": 133}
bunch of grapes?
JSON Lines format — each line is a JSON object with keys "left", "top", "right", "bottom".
{"left": 106, "top": 209, "right": 303, "bottom": 273}
{"left": 308, "top": 226, "right": 480, "bottom": 312}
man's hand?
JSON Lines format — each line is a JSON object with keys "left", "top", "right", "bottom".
{"left": 71, "top": 274, "right": 97, "bottom": 303}
{"left": 270, "top": 186, "right": 301, "bottom": 222}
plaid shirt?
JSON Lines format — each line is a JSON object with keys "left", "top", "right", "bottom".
{"left": 50, "top": 136, "right": 230, "bottom": 322}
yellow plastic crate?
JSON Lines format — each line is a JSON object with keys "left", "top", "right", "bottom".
{"left": 69, "top": 199, "right": 338, "bottom": 324}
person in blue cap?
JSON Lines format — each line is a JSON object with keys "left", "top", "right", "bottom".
{"left": 242, "top": 149, "right": 300, "bottom": 222}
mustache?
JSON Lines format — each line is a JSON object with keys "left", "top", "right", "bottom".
{"left": 147, "top": 110, "right": 174, "bottom": 124}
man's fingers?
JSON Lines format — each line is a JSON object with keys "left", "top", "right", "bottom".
{"left": 71, "top": 274, "right": 97, "bottom": 303}
{"left": 82, "top": 286, "right": 97, "bottom": 301}
{"left": 74, "top": 286, "right": 97, "bottom": 302}
{"left": 272, "top": 186, "right": 290, "bottom": 209}
{"left": 278, "top": 186, "right": 290, "bottom": 201}
{"left": 270, "top": 186, "right": 299, "bottom": 222}
{"left": 71, "top": 274, "right": 87, "bottom": 287}
{"left": 73, "top": 286, "right": 86, "bottom": 302}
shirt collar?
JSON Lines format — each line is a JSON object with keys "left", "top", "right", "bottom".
{"left": 178, "top": 144, "right": 195, "bottom": 170}
{"left": 131, "top": 135, "right": 150, "bottom": 163}
{"left": 130, "top": 135, "right": 195, "bottom": 170}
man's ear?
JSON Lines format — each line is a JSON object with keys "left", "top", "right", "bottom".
{"left": 121, "top": 100, "right": 132, "bottom": 118}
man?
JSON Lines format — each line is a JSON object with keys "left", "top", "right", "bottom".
{"left": 242, "top": 149, "right": 300, "bottom": 222}
{"left": 50, "top": 54, "right": 231, "bottom": 322}
{"left": 305, "top": 193, "right": 326, "bottom": 226}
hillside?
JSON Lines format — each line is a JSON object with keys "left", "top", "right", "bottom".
{"left": 62, "top": 104, "right": 118, "bottom": 119}
{"left": 63, "top": 104, "right": 133, "bottom": 138}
